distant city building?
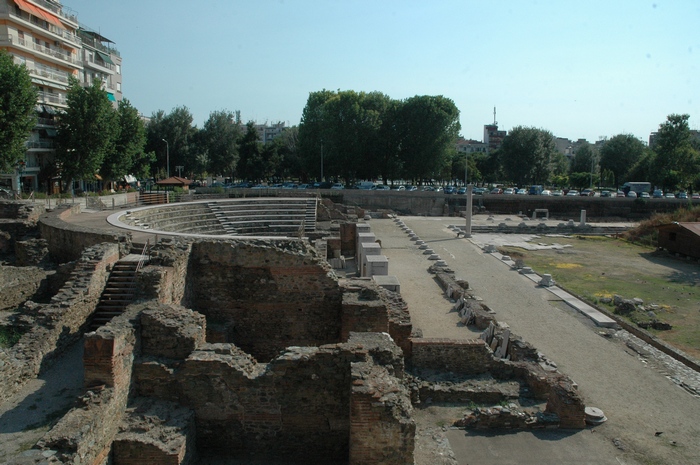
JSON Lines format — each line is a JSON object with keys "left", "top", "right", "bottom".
{"left": 253, "top": 121, "right": 287, "bottom": 144}
{"left": 0, "top": 0, "right": 121, "bottom": 192}
{"left": 483, "top": 123, "right": 506, "bottom": 152}
{"left": 455, "top": 137, "right": 488, "bottom": 155}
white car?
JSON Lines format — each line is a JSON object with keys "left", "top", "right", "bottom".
{"left": 626, "top": 191, "right": 637, "bottom": 198}
{"left": 330, "top": 183, "right": 344, "bottom": 190}
{"left": 541, "top": 190, "right": 552, "bottom": 196}
{"left": 516, "top": 188, "right": 528, "bottom": 195}
{"left": 503, "top": 188, "right": 515, "bottom": 195}
{"left": 566, "top": 190, "right": 579, "bottom": 196}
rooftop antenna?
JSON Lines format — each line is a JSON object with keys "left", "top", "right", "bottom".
{"left": 493, "top": 106, "right": 498, "bottom": 126}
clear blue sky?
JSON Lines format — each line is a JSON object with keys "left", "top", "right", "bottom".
{"left": 65, "top": 0, "right": 698, "bottom": 143}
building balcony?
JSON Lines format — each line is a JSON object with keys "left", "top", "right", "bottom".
{"left": 37, "top": 90, "right": 67, "bottom": 107}
{"left": 31, "top": 42, "right": 81, "bottom": 68}
{"left": 26, "top": 139, "right": 54, "bottom": 150}
{"left": 30, "top": 0, "right": 79, "bottom": 28}
{"left": 36, "top": 116, "right": 58, "bottom": 127}
{"left": 28, "top": 64, "right": 71, "bottom": 87}
{"left": 6, "top": 7, "right": 81, "bottom": 47}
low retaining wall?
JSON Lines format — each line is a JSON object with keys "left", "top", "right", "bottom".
{"left": 38, "top": 204, "right": 129, "bottom": 263}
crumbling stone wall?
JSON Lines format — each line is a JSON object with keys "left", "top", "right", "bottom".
{"left": 185, "top": 239, "right": 344, "bottom": 361}
{"left": 61, "top": 301, "right": 413, "bottom": 465}
{"left": 38, "top": 204, "right": 129, "bottom": 263}
{"left": 29, "top": 306, "right": 139, "bottom": 465}
{"left": 0, "top": 243, "right": 119, "bottom": 404}
{"left": 409, "top": 337, "right": 586, "bottom": 429}
{"left": 137, "top": 241, "right": 193, "bottom": 305}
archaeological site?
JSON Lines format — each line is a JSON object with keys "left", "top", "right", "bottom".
{"left": 0, "top": 196, "right": 590, "bottom": 465}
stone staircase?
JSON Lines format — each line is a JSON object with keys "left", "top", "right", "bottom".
{"left": 89, "top": 254, "right": 143, "bottom": 330}
{"left": 304, "top": 197, "right": 317, "bottom": 233}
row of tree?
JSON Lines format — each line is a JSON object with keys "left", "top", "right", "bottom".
{"left": 2, "top": 49, "right": 697, "bottom": 192}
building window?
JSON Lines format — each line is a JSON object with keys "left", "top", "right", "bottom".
{"left": 117, "top": 82, "right": 121, "bottom": 92}
{"left": 116, "top": 64, "right": 121, "bottom": 74}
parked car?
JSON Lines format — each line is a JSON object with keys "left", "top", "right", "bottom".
{"left": 540, "top": 189, "right": 552, "bottom": 196}
{"left": 456, "top": 187, "right": 467, "bottom": 195}
{"left": 665, "top": 193, "right": 676, "bottom": 199}
{"left": 503, "top": 187, "right": 515, "bottom": 195}
{"left": 552, "top": 190, "right": 564, "bottom": 196}
{"left": 516, "top": 188, "right": 528, "bottom": 195}
{"left": 490, "top": 188, "right": 503, "bottom": 194}
{"left": 444, "top": 186, "right": 456, "bottom": 194}
{"left": 473, "top": 187, "right": 488, "bottom": 195}
{"left": 640, "top": 192, "right": 650, "bottom": 198}
{"left": 677, "top": 191, "right": 688, "bottom": 199}
{"left": 600, "top": 190, "right": 612, "bottom": 197}
{"left": 616, "top": 191, "right": 626, "bottom": 197}
{"left": 627, "top": 191, "right": 637, "bottom": 198}
{"left": 406, "top": 185, "right": 418, "bottom": 191}
{"left": 373, "top": 184, "right": 390, "bottom": 190}
{"left": 330, "top": 183, "right": 344, "bottom": 190}
{"left": 652, "top": 189, "right": 664, "bottom": 198}
{"left": 580, "top": 189, "right": 595, "bottom": 197}
{"left": 566, "top": 190, "right": 579, "bottom": 196}
{"left": 692, "top": 193, "right": 700, "bottom": 200}
{"left": 433, "top": 186, "right": 443, "bottom": 192}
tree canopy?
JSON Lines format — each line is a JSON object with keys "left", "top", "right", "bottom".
{"left": 650, "top": 114, "right": 699, "bottom": 191}
{"left": 599, "top": 134, "right": 645, "bottom": 188}
{"left": 297, "top": 90, "right": 460, "bottom": 184}
{"left": 0, "top": 50, "right": 37, "bottom": 173}
{"left": 498, "top": 126, "right": 556, "bottom": 186}
{"left": 54, "top": 78, "right": 117, "bottom": 184}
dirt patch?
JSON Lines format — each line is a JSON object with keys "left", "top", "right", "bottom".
{"left": 500, "top": 235, "right": 700, "bottom": 358}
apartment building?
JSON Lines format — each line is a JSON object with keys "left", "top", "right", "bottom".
{"left": 0, "top": 0, "right": 121, "bottom": 193}
{"left": 254, "top": 121, "right": 287, "bottom": 144}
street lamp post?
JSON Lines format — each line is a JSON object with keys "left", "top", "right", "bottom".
{"left": 176, "top": 165, "right": 184, "bottom": 178}
{"left": 464, "top": 151, "right": 472, "bottom": 237}
{"left": 320, "top": 140, "right": 324, "bottom": 182}
{"left": 162, "top": 139, "right": 170, "bottom": 178}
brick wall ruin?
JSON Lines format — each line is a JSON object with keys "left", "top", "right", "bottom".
{"left": 0, "top": 243, "right": 119, "bottom": 404}
{"left": 184, "top": 240, "right": 344, "bottom": 361}
{"left": 23, "top": 302, "right": 414, "bottom": 465}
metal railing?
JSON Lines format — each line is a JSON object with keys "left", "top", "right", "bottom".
{"left": 37, "top": 90, "right": 67, "bottom": 106}
{"left": 136, "top": 239, "right": 151, "bottom": 272}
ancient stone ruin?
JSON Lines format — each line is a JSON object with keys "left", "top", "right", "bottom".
{"left": 0, "top": 200, "right": 587, "bottom": 464}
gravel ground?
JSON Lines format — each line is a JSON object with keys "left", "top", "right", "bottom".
{"left": 371, "top": 216, "right": 700, "bottom": 465}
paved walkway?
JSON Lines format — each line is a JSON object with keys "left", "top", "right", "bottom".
{"left": 370, "top": 216, "right": 700, "bottom": 465}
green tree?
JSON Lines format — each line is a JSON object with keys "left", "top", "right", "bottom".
{"left": 599, "top": 134, "right": 644, "bottom": 188}
{"left": 569, "top": 143, "right": 597, "bottom": 176}
{"left": 499, "top": 126, "right": 556, "bottom": 186}
{"left": 200, "top": 110, "right": 241, "bottom": 179}
{"left": 0, "top": 50, "right": 37, "bottom": 174}
{"left": 145, "top": 106, "right": 196, "bottom": 179}
{"left": 100, "top": 98, "right": 146, "bottom": 185}
{"left": 298, "top": 89, "right": 335, "bottom": 181}
{"left": 55, "top": 78, "right": 117, "bottom": 188}
{"left": 396, "top": 95, "right": 460, "bottom": 183}
{"left": 237, "top": 122, "right": 264, "bottom": 181}
{"left": 651, "top": 114, "right": 700, "bottom": 192}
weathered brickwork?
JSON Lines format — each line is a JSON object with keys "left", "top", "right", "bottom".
{"left": 113, "top": 398, "right": 196, "bottom": 465}
{"left": 28, "top": 307, "right": 140, "bottom": 465}
{"left": 185, "top": 240, "right": 343, "bottom": 361}
{"left": 0, "top": 243, "right": 119, "bottom": 403}
{"left": 408, "top": 337, "right": 586, "bottom": 429}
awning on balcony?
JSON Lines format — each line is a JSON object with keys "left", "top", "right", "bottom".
{"left": 95, "top": 51, "right": 114, "bottom": 65}
{"left": 79, "top": 29, "right": 114, "bottom": 44}
{"left": 107, "top": 93, "right": 116, "bottom": 102}
{"left": 13, "top": 0, "right": 62, "bottom": 28}
{"left": 43, "top": 105, "right": 56, "bottom": 115}
{"left": 45, "top": 129, "right": 58, "bottom": 137}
